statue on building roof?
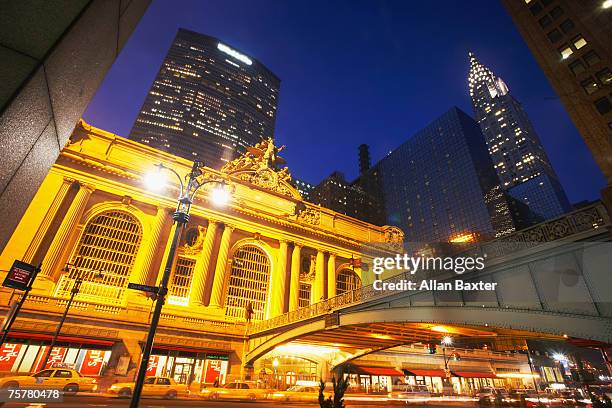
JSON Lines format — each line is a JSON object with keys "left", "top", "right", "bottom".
{"left": 220, "top": 137, "right": 300, "bottom": 199}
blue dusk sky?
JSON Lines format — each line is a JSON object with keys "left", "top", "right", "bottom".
{"left": 83, "top": 0, "right": 606, "bottom": 203}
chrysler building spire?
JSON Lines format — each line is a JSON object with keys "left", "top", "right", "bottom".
{"left": 467, "top": 51, "right": 570, "bottom": 220}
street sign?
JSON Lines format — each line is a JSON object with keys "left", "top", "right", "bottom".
{"left": 127, "top": 283, "right": 159, "bottom": 293}
{"left": 2, "top": 260, "right": 36, "bottom": 291}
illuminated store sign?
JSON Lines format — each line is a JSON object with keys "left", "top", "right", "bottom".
{"left": 217, "top": 43, "right": 252, "bottom": 65}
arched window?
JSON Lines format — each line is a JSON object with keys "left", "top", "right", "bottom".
{"left": 336, "top": 269, "right": 361, "bottom": 295}
{"left": 225, "top": 245, "right": 271, "bottom": 321}
{"left": 55, "top": 210, "right": 142, "bottom": 304}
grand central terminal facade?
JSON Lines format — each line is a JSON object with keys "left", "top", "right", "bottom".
{"left": 0, "top": 121, "right": 537, "bottom": 393}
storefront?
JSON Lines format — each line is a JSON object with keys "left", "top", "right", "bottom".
{"left": 146, "top": 347, "right": 229, "bottom": 386}
{"left": 451, "top": 371, "right": 500, "bottom": 394}
{"left": 0, "top": 333, "right": 113, "bottom": 376}
{"left": 403, "top": 368, "right": 446, "bottom": 394}
{"left": 259, "top": 356, "right": 318, "bottom": 389}
{"left": 344, "top": 366, "right": 405, "bottom": 393}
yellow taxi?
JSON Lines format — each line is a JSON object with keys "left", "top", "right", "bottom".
{"left": 0, "top": 368, "right": 98, "bottom": 393}
{"left": 200, "top": 381, "right": 268, "bottom": 401}
{"left": 108, "top": 376, "right": 188, "bottom": 399}
{"left": 270, "top": 384, "right": 329, "bottom": 402}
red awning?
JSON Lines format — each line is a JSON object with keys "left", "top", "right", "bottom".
{"left": 404, "top": 369, "right": 446, "bottom": 377}
{"left": 452, "top": 371, "right": 496, "bottom": 378}
{"left": 354, "top": 366, "right": 404, "bottom": 376}
{"left": 8, "top": 331, "right": 114, "bottom": 346}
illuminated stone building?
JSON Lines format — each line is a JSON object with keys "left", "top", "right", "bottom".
{"left": 129, "top": 29, "right": 280, "bottom": 169}
{"left": 468, "top": 52, "right": 571, "bottom": 219}
{"left": 0, "top": 121, "right": 399, "bottom": 386}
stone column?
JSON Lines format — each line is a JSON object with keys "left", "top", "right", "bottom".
{"left": 23, "top": 178, "right": 73, "bottom": 264}
{"left": 130, "top": 207, "right": 170, "bottom": 286}
{"left": 327, "top": 253, "right": 337, "bottom": 299}
{"left": 267, "top": 240, "right": 289, "bottom": 318}
{"left": 40, "top": 183, "right": 93, "bottom": 282}
{"left": 209, "top": 224, "right": 234, "bottom": 307}
{"left": 312, "top": 249, "right": 325, "bottom": 304}
{"left": 288, "top": 243, "right": 302, "bottom": 312}
{"left": 190, "top": 220, "right": 219, "bottom": 306}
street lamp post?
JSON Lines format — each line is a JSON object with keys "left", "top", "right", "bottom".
{"left": 130, "top": 161, "right": 228, "bottom": 408}
{"left": 41, "top": 265, "right": 104, "bottom": 369}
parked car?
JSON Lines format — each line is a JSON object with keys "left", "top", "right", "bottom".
{"left": 0, "top": 368, "right": 98, "bottom": 393}
{"left": 388, "top": 384, "right": 431, "bottom": 400}
{"left": 108, "top": 376, "right": 188, "bottom": 399}
{"left": 201, "top": 381, "right": 268, "bottom": 401}
{"left": 270, "top": 384, "right": 330, "bottom": 402}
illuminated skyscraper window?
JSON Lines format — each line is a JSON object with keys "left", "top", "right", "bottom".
{"left": 468, "top": 52, "right": 570, "bottom": 219}
{"left": 129, "top": 29, "right": 280, "bottom": 169}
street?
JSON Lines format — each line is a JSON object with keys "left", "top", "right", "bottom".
{"left": 0, "top": 394, "right": 470, "bottom": 408}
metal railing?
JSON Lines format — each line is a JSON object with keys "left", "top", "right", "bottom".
{"left": 249, "top": 202, "right": 610, "bottom": 334}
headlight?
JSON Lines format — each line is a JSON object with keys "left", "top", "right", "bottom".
{"left": 110, "top": 385, "right": 119, "bottom": 390}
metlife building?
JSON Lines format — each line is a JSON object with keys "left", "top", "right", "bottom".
{"left": 129, "top": 29, "right": 280, "bottom": 169}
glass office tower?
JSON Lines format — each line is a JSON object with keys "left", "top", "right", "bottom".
{"left": 361, "top": 107, "right": 519, "bottom": 243}
{"left": 129, "top": 29, "right": 280, "bottom": 169}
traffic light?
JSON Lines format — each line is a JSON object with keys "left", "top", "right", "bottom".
{"left": 425, "top": 343, "right": 437, "bottom": 354}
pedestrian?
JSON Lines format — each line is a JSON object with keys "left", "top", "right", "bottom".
{"left": 245, "top": 301, "right": 254, "bottom": 322}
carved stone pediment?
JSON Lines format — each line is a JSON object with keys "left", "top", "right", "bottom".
{"left": 297, "top": 208, "right": 321, "bottom": 225}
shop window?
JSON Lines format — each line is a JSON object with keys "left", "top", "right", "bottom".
{"left": 56, "top": 211, "right": 142, "bottom": 304}
{"left": 581, "top": 78, "right": 599, "bottom": 95}
{"left": 596, "top": 68, "right": 612, "bottom": 85}
{"left": 224, "top": 245, "right": 270, "bottom": 321}
{"left": 336, "top": 269, "right": 362, "bottom": 294}
{"left": 547, "top": 29, "right": 562, "bottom": 43}
{"left": 583, "top": 50, "right": 601, "bottom": 67}
{"left": 559, "top": 19, "right": 574, "bottom": 33}
{"left": 594, "top": 96, "right": 612, "bottom": 115}
{"left": 168, "top": 257, "right": 195, "bottom": 305}
{"left": 568, "top": 60, "right": 586, "bottom": 76}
